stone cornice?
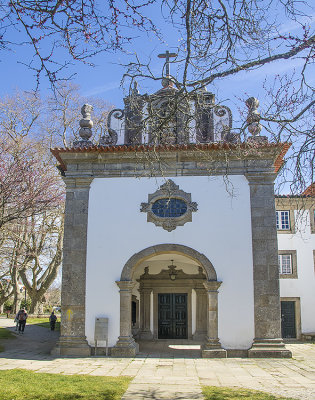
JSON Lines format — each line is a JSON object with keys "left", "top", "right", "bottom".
{"left": 49, "top": 143, "right": 290, "bottom": 179}
{"left": 51, "top": 142, "right": 290, "bottom": 178}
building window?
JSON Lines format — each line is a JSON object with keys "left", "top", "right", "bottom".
{"left": 140, "top": 179, "right": 198, "bottom": 232}
{"left": 276, "top": 210, "right": 290, "bottom": 230}
{"left": 151, "top": 198, "right": 187, "bottom": 218}
{"left": 278, "top": 250, "right": 297, "bottom": 279}
{"left": 278, "top": 254, "right": 292, "bottom": 274}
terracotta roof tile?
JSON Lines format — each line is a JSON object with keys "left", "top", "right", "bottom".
{"left": 302, "top": 183, "right": 315, "bottom": 197}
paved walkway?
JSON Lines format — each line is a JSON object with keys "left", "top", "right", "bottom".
{"left": 0, "top": 318, "right": 315, "bottom": 400}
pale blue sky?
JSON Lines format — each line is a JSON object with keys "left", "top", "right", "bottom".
{"left": 0, "top": 4, "right": 313, "bottom": 132}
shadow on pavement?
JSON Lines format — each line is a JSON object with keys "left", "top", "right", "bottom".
{"left": 0, "top": 318, "right": 60, "bottom": 360}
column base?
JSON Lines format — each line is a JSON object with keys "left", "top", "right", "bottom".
{"left": 248, "top": 338, "right": 292, "bottom": 358}
{"left": 51, "top": 336, "right": 91, "bottom": 356}
{"left": 111, "top": 336, "right": 139, "bottom": 357}
{"left": 202, "top": 348, "right": 227, "bottom": 358}
{"left": 138, "top": 330, "right": 154, "bottom": 340}
{"left": 201, "top": 338, "right": 227, "bottom": 358}
{"left": 193, "top": 331, "right": 207, "bottom": 341}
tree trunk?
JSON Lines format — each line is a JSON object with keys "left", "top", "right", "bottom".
{"left": 13, "top": 291, "right": 22, "bottom": 314}
{"left": 29, "top": 293, "right": 43, "bottom": 314}
{"left": 33, "top": 301, "right": 44, "bottom": 314}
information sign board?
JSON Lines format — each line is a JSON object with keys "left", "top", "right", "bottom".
{"left": 94, "top": 318, "right": 109, "bottom": 355}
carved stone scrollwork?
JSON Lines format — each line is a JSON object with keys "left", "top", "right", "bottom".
{"left": 140, "top": 203, "right": 151, "bottom": 213}
{"left": 213, "top": 107, "right": 227, "bottom": 118}
{"left": 140, "top": 179, "right": 198, "bottom": 232}
{"left": 161, "top": 219, "right": 177, "bottom": 232}
{"left": 99, "top": 109, "right": 124, "bottom": 146}
{"left": 138, "top": 265, "right": 207, "bottom": 281}
{"left": 213, "top": 105, "right": 232, "bottom": 142}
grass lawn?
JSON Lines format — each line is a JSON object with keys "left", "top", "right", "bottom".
{"left": 0, "top": 326, "right": 16, "bottom": 340}
{"left": 203, "top": 386, "right": 296, "bottom": 400}
{"left": 0, "top": 369, "right": 131, "bottom": 400}
{"left": 0, "top": 326, "right": 16, "bottom": 352}
{"left": 26, "top": 317, "right": 60, "bottom": 331}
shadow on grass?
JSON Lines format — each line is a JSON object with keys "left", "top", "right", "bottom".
{"left": 203, "top": 386, "right": 297, "bottom": 400}
{"left": 27, "top": 318, "right": 60, "bottom": 331}
{"left": 0, "top": 327, "right": 16, "bottom": 340}
{"left": 0, "top": 327, "right": 16, "bottom": 352}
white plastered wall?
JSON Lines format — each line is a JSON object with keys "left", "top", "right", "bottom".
{"left": 85, "top": 175, "right": 255, "bottom": 349}
{"left": 279, "top": 210, "right": 315, "bottom": 334}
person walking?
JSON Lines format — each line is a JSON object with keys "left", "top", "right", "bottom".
{"left": 14, "top": 310, "right": 21, "bottom": 331}
{"left": 17, "top": 308, "right": 28, "bottom": 334}
{"left": 49, "top": 312, "right": 57, "bottom": 331}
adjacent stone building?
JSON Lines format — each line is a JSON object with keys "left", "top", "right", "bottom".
{"left": 277, "top": 188, "right": 315, "bottom": 340}
{"left": 51, "top": 70, "right": 294, "bottom": 358}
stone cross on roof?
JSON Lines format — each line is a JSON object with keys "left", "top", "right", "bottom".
{"left": 158, "top": 50, "right": 177, "bottom": 77}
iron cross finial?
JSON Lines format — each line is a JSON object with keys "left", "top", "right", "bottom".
{"left": 158, "top": 50, "right": 177, "bottom": 77}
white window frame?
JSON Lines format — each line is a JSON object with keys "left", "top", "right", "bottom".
{"left": 276, "top": 210, "right": 291, "bottom": 230}
{"left": 278, "top": 254, "right": 292, "bottom": 275}
{"left": 278, "top": 250, "right": 298, "bottom": 278}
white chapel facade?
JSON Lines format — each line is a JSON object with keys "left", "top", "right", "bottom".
{"left": 51, "top": 62, "right": 296, "bottom": 358}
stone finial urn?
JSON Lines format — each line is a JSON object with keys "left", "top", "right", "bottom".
{"left": 245, "top": 97, "right": 268, "bottom": 144}
{"left": 245, "top": 97, "right": 262, "bottom": 137}
{"left": 79, "top": 104, "right": 93, "bottom": 140}
{"left": 73, "top": 103, "right": 94, "bottom": 148}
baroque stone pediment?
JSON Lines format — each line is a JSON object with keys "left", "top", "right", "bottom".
{"left": 138, "top": 265, "right": 206, "bottom": 281}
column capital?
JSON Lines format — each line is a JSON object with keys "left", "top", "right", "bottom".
{"left": 194, "top": 286, "right": 207, "bottom": 292}
{"left": 203, "top": 281, "right": 222, "bottom": 291}
{"left": 62, "top": 177, "right": 94, "bottom": 189}
{"left": 139, "top": 287, "right": 153, "bottom": 294}
{"left": 116, "top": 280, "right": 136, "bottom": 291}
{"left": 245, "top": 173, "right": 276, "bottom": 185}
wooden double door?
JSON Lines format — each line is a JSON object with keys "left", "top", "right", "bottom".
{"left": 158, "top": 293, "right": 187, "bottom": 339}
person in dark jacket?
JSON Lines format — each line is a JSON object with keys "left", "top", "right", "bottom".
{"left": 14, "top": 310, "right": 21, "bottom": 331}
{"left": 49, "top": 312, "right": 57, "bottom": 331}
{"left": 17, "top": 308, "right": 28, "bottom": 334}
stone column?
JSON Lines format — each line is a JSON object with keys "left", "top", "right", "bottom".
{"left": 52, "top": 177, "right": 93, "bottom": 356}
{"left": 111, "top": 281, "right": 139, "bottom": 357}
{"left": 246, "top": 174, "right": 291, "bottom": 358}
{"left": 201, "top": 281, "right": 227, "bottom": 358}
{"left": 193, "top": 287, "right": 207, "bottom": 340}
{"left": 139, "top": 288, "right": 153, "bottom": 339}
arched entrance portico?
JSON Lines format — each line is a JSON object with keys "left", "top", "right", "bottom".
{"left": 111, "top": 244, "right": 227, "bottom": 358}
